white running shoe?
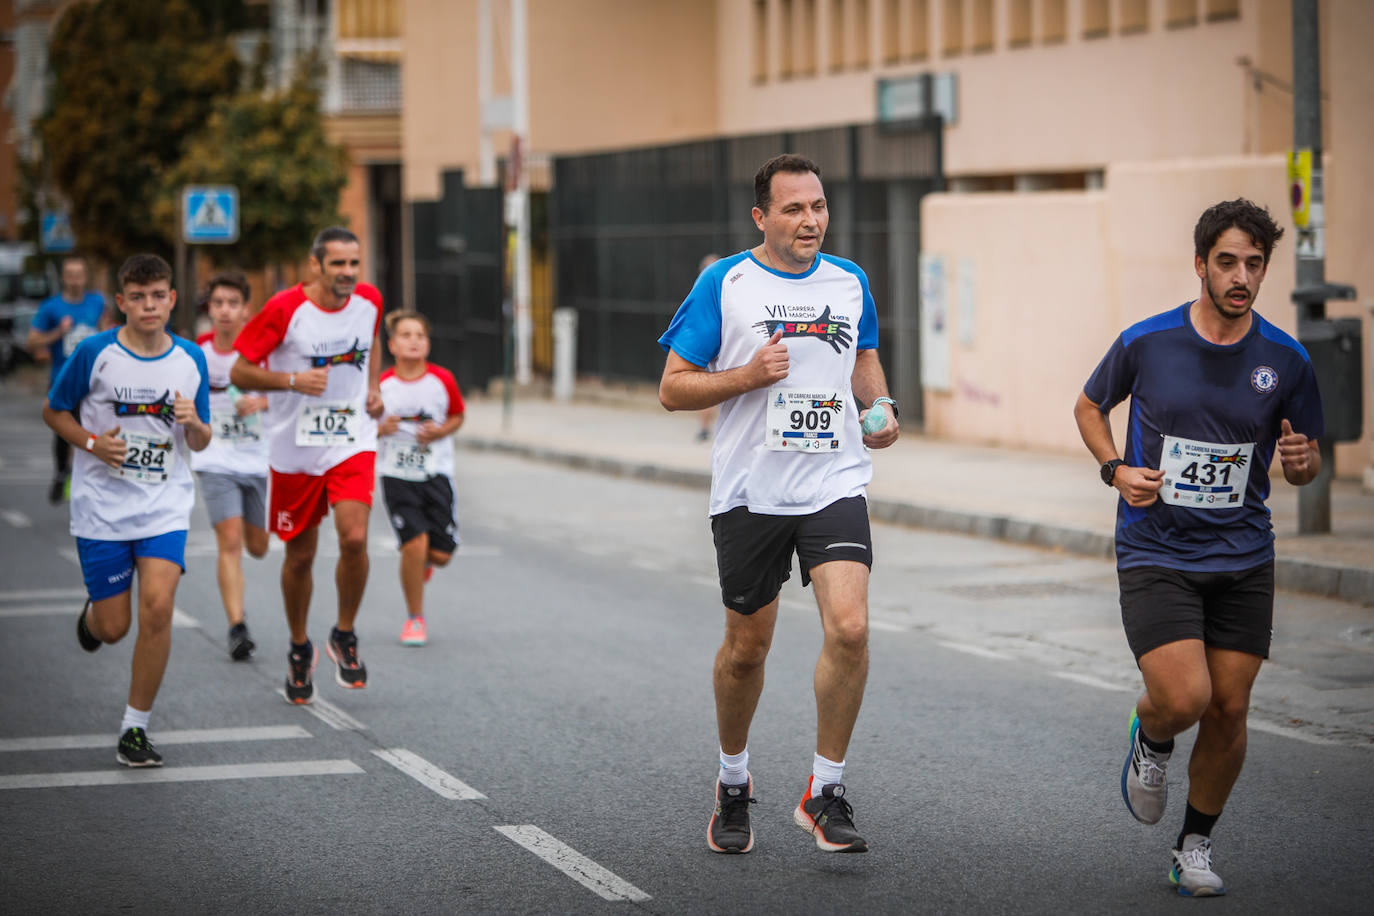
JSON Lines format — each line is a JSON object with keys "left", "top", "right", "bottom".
{"left": 1170, "top": 835, "right": 1226, "bottom": 897}
{"left": 1121, "top": 706, "right": 1169, "bottom": 824}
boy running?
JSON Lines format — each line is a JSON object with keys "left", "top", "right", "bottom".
{"left": 192, "top": 271, "right": 270, "bottom": 661}
{"left": 377, "top": 310, "right": 465, "bottom": 646}
{"left": 42, "top": 254, "right": 211, "bottom": 767}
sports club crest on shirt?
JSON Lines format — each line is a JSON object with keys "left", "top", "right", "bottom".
{"left": 311, "top": 338, "right": 369, "bottom": 370}
{"left": 113, "top": 390, "right": 175, "bottom": 425}
{"left": 1250, "top": 365, "right": 1278, "bottom": 393}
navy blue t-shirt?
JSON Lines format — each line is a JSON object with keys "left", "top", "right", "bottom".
{"left": 1083, "top": 302, "right": 1324, "bottom": 572}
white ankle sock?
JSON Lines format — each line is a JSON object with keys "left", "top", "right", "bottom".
{"left": 811, "top": 753, "right": 845, "bottom": 796}
{"left": 120, "top": 705, "right": 150, "bottom": 734}
{"left": 718, "top": 747, "right": 749, "bottom": 786}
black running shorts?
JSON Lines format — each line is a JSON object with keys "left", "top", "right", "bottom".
{"left": 1118, "top": 562, "right": 1275, "bottom": 661}
{"left": 381, "top": 474, "right": 458, "bottom": 554}
{"left": 710, "top": 496, "right": 872, "bottom": 614}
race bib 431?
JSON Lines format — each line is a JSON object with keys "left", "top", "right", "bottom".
{"left": 1159, "top": 435, "right": 1254, "bottom": 510}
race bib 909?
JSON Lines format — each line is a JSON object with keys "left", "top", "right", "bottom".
{"left": 766, "top": 387, "right": 845, "bottom": 452}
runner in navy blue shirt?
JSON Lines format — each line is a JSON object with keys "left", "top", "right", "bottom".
{"left": 1074, "top": 199, "right": 1323, "bottom": 897}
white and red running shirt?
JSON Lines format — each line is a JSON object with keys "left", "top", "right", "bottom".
{"left": 378, "top": 364, "right": 465, "bottom": 481}
{"left": 234, "top": 283, "right": 383, "bottom": 475}
{"left": 191, "top": 333, "right": 269, "bottom": 477}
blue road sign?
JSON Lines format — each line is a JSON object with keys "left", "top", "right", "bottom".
{"left": 41, "top": 211, "right": 76, "bottom": 253}
{"left": 182, "top": 185, "right": 239, "bottom": 244}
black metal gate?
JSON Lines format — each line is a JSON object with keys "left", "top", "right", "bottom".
{"left": 550, "top": 119, "right": 943, "bottom": 424}
{"left": 409, "top": 169, "right": 505, "bottom": 396}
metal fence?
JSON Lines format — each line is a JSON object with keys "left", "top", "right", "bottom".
{"left": 550, "top": 118, "right": 943, "bottom": 422}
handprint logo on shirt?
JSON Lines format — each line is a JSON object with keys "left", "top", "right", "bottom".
{"left": 752, "top": 307, "right": 853, "bottom": 353}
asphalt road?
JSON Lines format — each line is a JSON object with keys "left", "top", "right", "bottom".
{"left": 1, "top": 393, "right": 1371, "bottom": 914}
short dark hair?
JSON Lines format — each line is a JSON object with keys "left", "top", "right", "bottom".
{"left": 59, "top": 254, "right": 88, "bottom": 271}
{"left": 1194, "top": 199, "right": 1285, "bottom": 264}
{"left": 205, "top": 270, "right": 250, "bottom": 304}
{"left": 117, "top": 254, "right": 173, "bottom": 290}
{"left": 754, "top": 154, "right": 822, "bottom": 213}
{"left": 311, "top": 226, "right": 359, "bottom": 263}
{"left": 385, "top": 309, "right": 430, "bottom": 337}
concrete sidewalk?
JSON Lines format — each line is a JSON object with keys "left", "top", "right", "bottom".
{"left": 458, "top": 389, "right": 1374, "bottom": 606}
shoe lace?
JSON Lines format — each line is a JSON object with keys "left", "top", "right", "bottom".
{"left": 1135, "top": 744, "right": 1168, "bottom": 788}
{"left": 1177, "top": 839, "right": 1214, "bottom": 873}
{"left": 719, "top": 791, "right": 756, "bottom": 829}
{"left": 817, "top": 792, "right": 857, "bottom": 830}
{"left": 125, "top": 728, "right": 152, "bottom": 750}
{"left": 334, "top": 633, "right": 359, "bottom": 666}
{"left": 289, "top": 652, "right": 312, "bottom": 682}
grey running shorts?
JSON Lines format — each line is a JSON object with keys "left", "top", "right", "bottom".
{"left": 198, "top": 471, "right": 268, "bottom": 529}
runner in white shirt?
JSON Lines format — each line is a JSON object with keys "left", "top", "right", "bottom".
{"left": 43, "top": 254, "right": 212, "bottom": 768}
{"left": 377, "top": 310, "right": 465, "bottom": 647}
{"left": 192, "top": 271, "right": 270, "bottom": 661}
{"left": 230, "top": 227, "right": 384, "bottom": 704}
{"left": 658, "top": 155, "right": 900, "bottom": 855}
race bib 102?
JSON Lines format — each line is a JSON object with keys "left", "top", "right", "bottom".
{"left": 295, "top": 401, "right": 357, "bottom": 446}
{"left": 766, "top": 388, "right": 845, "bottom": 452}
{"left": 110, "top": 430, "right": 174, "bottom": 484}
{"left": 1159, "top": 435, "right": 1254, "bottom": 510}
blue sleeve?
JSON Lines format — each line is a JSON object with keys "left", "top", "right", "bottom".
{"left": 856, "top": 269, "right": 878, "bottom": 350}
{"left": 1083, "top": 335, "right": 1135, "bottom": 411}
{"left": 657, "top": 262, "right": 728, "bottom": 368}
{"left": 32, "top": 299, "right": 58, "bottom": 332}
{"left": 48, "top": 336, "right": 98, "bottom": 411}
{"left": 1282, "top": 359, "right": 1325, "bottom": 441}
{"left": 177, "top": 337, "right": 213, "bottom": 423}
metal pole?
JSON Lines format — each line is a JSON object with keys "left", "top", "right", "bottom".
{"left": 511, "top": 0, "right": 532, "bottom": 386}
{"left": 1293, "top": 0, "right": 1331, "bottom": 533}
{"left": 477, "top": 0, "right": 495, "bottom": 186}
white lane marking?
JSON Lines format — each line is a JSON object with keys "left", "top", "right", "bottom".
{"left": 58, "top": 547, "right": 79, "bottom": 566}
{"left": 0, "top": 759, "right": 363, "bottom": 791}
{"left": 371, "top": 748, "right": 487, "bottom": 800}
{"left": 937, "top": 640, "right": 1011, "bottom": 661}
{"left": 171, "top": 608, "right": 199, "bottom": 629}
{"left": 277, "top": 690, "right": 368, "bottom": 731}
{"left": 0, "top": 509, "right": 33, "bottom": 528}
{"left": 455, "top": 545, "right": 502, "bottom": 557}
{"left": 0, "top": 725, "right": 312, "bottom": 753}
{"left": 1051, "top": 671, "right": 1133, "bottom": 693}
{"left": 1248, "top": 718, "right": 1341, "bottom": 747}
{"left": 869, "top": 619, "right": 905, "bottom": 633}
{"left": 494, "top": 825, "right": 651, "bottom": 902}
{"left": 0, "top": 588, "right": 89, "bottom": 603}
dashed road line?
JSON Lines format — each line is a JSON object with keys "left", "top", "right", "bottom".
{"left": 1248, "top": 718, "right": 1342, "bottom": 747}
{"left": 277, "top": 690, "right": 368, "bottom": 731}
{"left": 0, "top": 725, "right": 312, "bottom": 753}
{"left": 937, "top": 640, "right": 1011, "bottom": 661}
{"left": 371, "top": 748, "right": 487, "bottom": 800}
{"left": 869, "top": 619, "right": 905, "bottom": 633}
{"left": 171, "top": 608, "right": 199, "bottom": 629}
{"left": 0, "top": 759, "right": 363, "bottom": 791}
{"left": 494, "top": 825, "right": 650, "bottom": 903}
{"left": 0, "top": 509, "right": 33, "bottom": 528}
{"left": 1050, "top": 671, "right": 1133, "bottom": 692}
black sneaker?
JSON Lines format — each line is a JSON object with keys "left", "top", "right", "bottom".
{"left": 326, "top": 627, "right": 368, "bottom": 688}
{"left": 708, "top": 777, "right": 757, "bottom": 854}
{"left": 285, "top": 644, "right": 318, "bottom": 704}
{"left": 793, "top": 779, "right": 868, "bottom": 853}
{"left": 116, "top": 727, "right": 163, "bottom": 767}
{"left": 77, "top": 601, "right": 101, "bottom": 653}
{"left": 228, "top": 622, "right": 255, "bottom": 661}
{"left": 48, "top": 476, "right": 66, "bottom": 505}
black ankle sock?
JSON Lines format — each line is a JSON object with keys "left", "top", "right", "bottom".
{"left": 331, "top": 625, "right": 353, "bottom": 642}
{"left": 1139, "top": 728, "right": 1174, "bottom": 755}
{"left": 1177, "top": 803, "right": 1221, "bottom": 850}
{"left": 291, "top": 639, "right": 311, "bottom": 656}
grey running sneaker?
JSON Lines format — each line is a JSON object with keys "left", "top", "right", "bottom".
{"left": 1121, "top": 706, "right": 1169, "bottom": 824}
{"left": 76, "top": 601, "right": 100, "bottom": 653}
{"left": 707, "top": 777, "right": 756, "bottom": 854}
{"left": 228, "top": 622, "right": 255, "bottom": 661}
{"left": 116, "top": 727, "right": 163, "bottom": 767}
{"left": 1170, "top": 835, "right": 1226, "bottom": 897}
{"left": 793, "top": 779, "right": 868, "bottom": 853}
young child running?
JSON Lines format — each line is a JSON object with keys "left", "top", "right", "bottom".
{"left": 42, "top": 254, "right": 211, "bottom": 767}
{"left": 377, "top": 310, "right": 464, "bottom": 646}
{"left": 192, "top": 272, "right": 270, "bottom": 661}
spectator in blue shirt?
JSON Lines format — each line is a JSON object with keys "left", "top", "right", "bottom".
{"left": 28, "top": 254, "right": 107, "bottom": 502}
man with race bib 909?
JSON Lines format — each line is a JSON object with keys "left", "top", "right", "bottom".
{"left": 659, "top": 154, "right": 900, "bottom": 856}
{"left": 231, "top": 227, "right": 385, "bottom": 704}
{"left": 1074, "top": 199, "right": 1324, "bottom": 898}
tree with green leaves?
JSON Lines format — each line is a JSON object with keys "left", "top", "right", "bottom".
{"left": 155, "top": 54, "right": 349, "bottom": 270}
{"left": 39, "top": 0, "right": 242, "bottom": 263}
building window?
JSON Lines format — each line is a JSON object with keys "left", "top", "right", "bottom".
{"left": 1166, "top": 0, "right": 1199, "bottom": 29}
{"left": 1041, "top": 0, "right": 1066, "bottom": 43}
{"left": 829, "top": 0, "right": 846, "bottom": 71}
{"left": 1082, "top": 0, "right": 1109, "bottom": 38}
{"left": 754, "top": 0, "right": 769, "bottom": 82}
{"left": 971, "top": 0, "right": 993, "bottom": 52}
{"left": 1205, "top": 0, "right": 1240, "bottom": 22}
{"left": 1119, "top": 0, "right": 1149, "bottom": 34}
{"left": 853, "top": 0, "right": 871, "bottom": 69}
{"left": 943, "top": 0, "right": 963, "bottom": 56}
{"left": 1008, "top": 0, "right": 1031, "bottom": 47}
{"left": 906, "top": 0, "right": 929, "bottom": 60}
{"left": 798, "top": 0, "right": 818, "bottom": 76}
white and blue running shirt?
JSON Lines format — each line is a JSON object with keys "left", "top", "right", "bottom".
{"left": 48, "top": 329, "right": 211, "bottom": 540}
{"left": 658, "top": 251, "right": 880, "bottom": 516}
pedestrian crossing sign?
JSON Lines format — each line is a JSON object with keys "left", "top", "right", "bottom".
{"left": 40, "top": 210, "right": 76, "bottom": 253}
{"left": 182, "top": 185, "right": 239, "bottom": 244}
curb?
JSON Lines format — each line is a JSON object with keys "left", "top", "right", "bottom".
{"left": 460, "top": 437, "right": 1373, "bottom": 606}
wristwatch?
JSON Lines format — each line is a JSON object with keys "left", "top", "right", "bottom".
{"left": 1100, "top": 458, "right": 1126, "bottom": 486}
{"left": 871, "top": 396, "right": 898, "bottom": 419}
